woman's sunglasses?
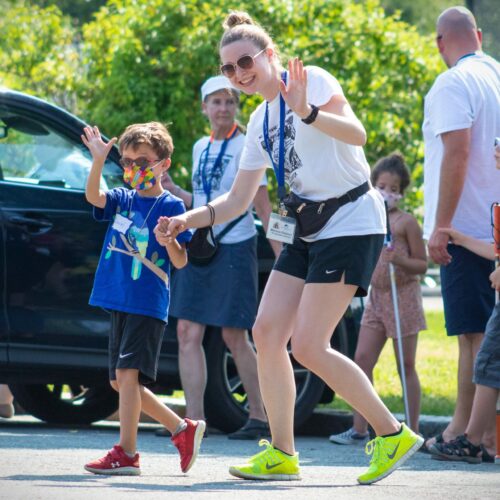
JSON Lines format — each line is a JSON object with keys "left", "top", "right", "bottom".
{"left": 220, "top": 48, "right": 267, "bottom": 78}
{"left": 119, "top": 157, "right": 162, "bottom": 169}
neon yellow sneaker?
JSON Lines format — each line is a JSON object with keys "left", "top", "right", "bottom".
{"left": 228, "top": 439, "right": 301, "bottom": 481}
{"left": 357, "top": 423, "right": 424, "bottom": 485}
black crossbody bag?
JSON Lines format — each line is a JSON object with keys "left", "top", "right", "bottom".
{"left": 282, "top": 181, "right": 370, "bottom": 237}
{"left": 187, "top": 212, "right": 248, "bottom": 266}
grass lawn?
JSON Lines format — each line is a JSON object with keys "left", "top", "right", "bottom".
{"left": 327, "top": 309, "right": 457, "bottom": 416}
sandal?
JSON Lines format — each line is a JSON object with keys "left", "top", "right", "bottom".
{"left": 430, "top": 434, "right": 482, "bottom": 464}
{"left": 480, "top": 445, "right": 495, "bottom": 463}
{"left": 420, "top": 432, "right": 443, "bottom": 453}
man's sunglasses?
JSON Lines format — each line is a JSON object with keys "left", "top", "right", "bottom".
{"left": 220, "top": 48, "right": 267, "bottom": 78}
{"left": 119, "top": 157, "right": 162, "bottom": 169}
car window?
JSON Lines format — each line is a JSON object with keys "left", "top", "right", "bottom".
{"left": 0, "top": 114, "right": 123, "bottom": 190}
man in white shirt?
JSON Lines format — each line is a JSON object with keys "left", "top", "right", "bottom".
{"left": 422, "top": 6, "right": 500, "bottom": 454}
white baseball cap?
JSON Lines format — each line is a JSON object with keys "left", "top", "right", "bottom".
{"left": 200, "top": 75, "right": 239, "bottom": 101}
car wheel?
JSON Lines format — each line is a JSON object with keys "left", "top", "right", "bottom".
{"left": 9, "top": 383, "right": 118, "bottom": 425}
{"left": 204, "top": 328, "right": 325, "bottom": 433}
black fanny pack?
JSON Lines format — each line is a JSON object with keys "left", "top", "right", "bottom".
{"left": 187, "top": 212, "right": 248, "bottom": 266}
{"left": 283, "top": 181, "right": 370, "bottom": 237}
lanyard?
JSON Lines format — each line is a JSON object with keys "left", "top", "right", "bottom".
{"left": 199, "top": 123, "right": 238, "bottom": 202}
{"left": 263, "top": 71, "right": 287, "bottom": 201}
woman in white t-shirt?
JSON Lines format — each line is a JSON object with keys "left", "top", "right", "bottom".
{"left": 160, "top": 76, "right": 280, "bottom": 440}
{"left": 156, "top": 11, "right": 423, "bottom": 484}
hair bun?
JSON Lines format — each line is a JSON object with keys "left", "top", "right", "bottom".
{"left": 223, "top": 11, "right": 254, "bottom": 30}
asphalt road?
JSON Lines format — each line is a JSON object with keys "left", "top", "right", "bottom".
{"left": 0, "top": 417, "right": 498, "bottom": 500}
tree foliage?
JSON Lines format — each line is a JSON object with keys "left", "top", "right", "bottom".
{"left": 2, "top": 0, "right": 445, "bottom": 214}
{"left": 0, "top": 1, "right": 81, "bottom": 109}
{"left": 79, "top": 0, "right": 442, "bottom": 212}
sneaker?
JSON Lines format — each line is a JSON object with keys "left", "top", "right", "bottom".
{"left": 171, "top": 418, "right": 206, "bottom": 473}
{"left": 329, "top": 427, "right": 369, "bottom": 445}
{"left": 357, "top": 423, "right": 424, "bottom": 485}
{"left": 228, "top": 439, "right": 301, "bottom": 481}
{"left": 84, "top": 445, "right": 140, "bottom": 475}
{"left": 228, "top": 418, "right": 270, "bottom": 441}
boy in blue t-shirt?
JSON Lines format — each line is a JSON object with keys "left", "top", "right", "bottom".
{"left": 81, "top": 122, "right": 205, "bottom": 476}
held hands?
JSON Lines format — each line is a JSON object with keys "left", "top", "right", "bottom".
{"left": 428, "top": 227, "right": 452, "bottom": 265}
{"left": 280, "top": 58, "right": 310, "bottom": 119}
{"left": 154, "top": 215, "right": 187, "bottom": 245}
{"left": 438, "top": 227, "right": 466, "bottom": 246}
{"left": 81, "top": 126, "right": 117, "bottom": 164}
{"left": 490, "top": 268, "right": 500, "bottom": 291}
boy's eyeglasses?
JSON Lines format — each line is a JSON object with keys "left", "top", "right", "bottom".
{"left": 119, "top": 157, "right": 162, "bottom": 169}
{"left": 220, "top": 48, "right": 267, "bottom": 78}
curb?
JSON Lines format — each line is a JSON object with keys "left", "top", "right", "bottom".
{"left": 297, "top": 408, "right": 451, "bottom": 439}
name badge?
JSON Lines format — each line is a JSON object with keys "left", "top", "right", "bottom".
{"left": 266, "top": 212, "right": 296, "bottom": 244}
{"left": 112, "top": 213, "right": 133, "bottom": 234}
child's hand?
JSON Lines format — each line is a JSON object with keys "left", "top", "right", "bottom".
{"left": 438, "top": 227, "right": 465, "bottom": 246}
{"left": 154, "top": 217, "right": 170, "bottom": 246}
{"left": 81, "top": 126, "right": 117, "bottom": 164}
{"left": 384, "top": 247, "right": 403, "bottom": 265}
{"left": 490, "top": 268, "right": 500, "bottom": 291}
{"left": 166, "top": 216, "right": 187, "bottom": 243}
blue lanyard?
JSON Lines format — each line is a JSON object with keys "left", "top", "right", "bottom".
{"left": 263, "top": 71, "right": 287, "bottom": 201}
{"left": 199, "top": 123, "right": 238, "bottom": 202}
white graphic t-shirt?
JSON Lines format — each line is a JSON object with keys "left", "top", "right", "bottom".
{"left": 192, "top": 133, "right": 267, "bottom": 244}
{"left": 239, "top": 65, "right": 385, "bottom": 241}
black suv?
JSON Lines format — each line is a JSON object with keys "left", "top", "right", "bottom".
{"left": 0, "top": 88, "right": 363, "bottom": 432}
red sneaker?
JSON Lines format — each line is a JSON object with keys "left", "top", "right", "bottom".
{"left": 171, "top": 418, "right": 206, "bottom": 473}
{"left": 84, "top": 445, "right": 140, "bottom": 475}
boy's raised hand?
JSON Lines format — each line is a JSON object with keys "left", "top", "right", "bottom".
{"left": 81, "top": 126, "right": 117, "bottom": 164}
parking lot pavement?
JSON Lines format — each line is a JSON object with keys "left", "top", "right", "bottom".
{"left": 1, "top": 417, "right": 499, "bottom": 500}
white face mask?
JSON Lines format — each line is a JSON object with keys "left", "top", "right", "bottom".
{"left": 376, "top": 188, "right": 402, "bottom": 209}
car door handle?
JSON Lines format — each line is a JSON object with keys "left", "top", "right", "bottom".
{"left": 9, "top": 215, "right": 54, "bottom": 230}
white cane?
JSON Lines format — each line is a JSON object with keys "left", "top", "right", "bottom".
{"left": 385, "top": 203, "right": 411, "bottom": 427}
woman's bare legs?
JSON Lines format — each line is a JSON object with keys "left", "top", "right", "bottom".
{"left": 251, "top": 271, "right": 305, "bottom": 455}
{"left": 290, "top": 280, "right": 400, "bottom": 437}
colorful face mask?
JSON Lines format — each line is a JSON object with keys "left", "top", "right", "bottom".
{"left": 123, "top": 164, "right": 158, "bottom": 191}
{"left": 376, "top": 188, "right": 402, "bottom": 210}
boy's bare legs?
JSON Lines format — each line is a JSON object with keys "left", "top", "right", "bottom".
{"left": 393, "top": 334, "right": 421, "bottom": 433}
{"left": 465, "top": 385, "right": 498, "bottom": 455}
{"left": 112, "top": 371, "right": 183, "bottom": 454}
{"left": 290, "top": 280, "right": 400, "bottom": 438}
{"left": 115, "top": 368, "right": 142, "bottom": 455}
{"left": 352, "top": 325, "right": 387, "bottom": 434}
{"left": 222, "top": 327, "right": 267, "bottom": 421}
{"left": 177, "top": 320, "right": 206, "bottom": 420}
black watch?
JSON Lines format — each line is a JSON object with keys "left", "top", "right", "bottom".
{"left": 301, "top": 104, "right": 319, "bottom": 124}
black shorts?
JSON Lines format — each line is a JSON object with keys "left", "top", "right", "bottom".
{"left": 109, "top": 311, "right": 166, "bottom": 385}
{"left": 273, "top": 234, "right": 384, "bottom": 297}
{"left": 440, "top": 245, "right": 495, "bottom": 336}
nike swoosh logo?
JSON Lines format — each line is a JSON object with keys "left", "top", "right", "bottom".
{"left": 387, "top": 442, "right": 400, "bottom": 460}
{"left": 325, "top": 269, "right": 338, "bottom": 274}
{"left": 119, "top": 352, "right": 133, "bottom": 359}
{"left": 265, "top": 461, "right": 284, "bottom": 470}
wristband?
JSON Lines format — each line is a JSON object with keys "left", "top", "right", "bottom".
{"left": 301, "top": 104, "right": 319, "bottom": 125}
{"left": 206, "top": 203, "right": 215, "bottom": 227}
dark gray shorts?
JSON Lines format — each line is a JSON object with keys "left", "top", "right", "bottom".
{"left": 273, "top": 234, "right": 384, "bottom": 297}
{"left": 109, "top": 311, "right": 166, "bottom": 385}
{"left": 474, "top": 302, "right": 500, "bottom": 389}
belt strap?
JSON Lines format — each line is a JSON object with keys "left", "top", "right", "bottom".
{"left": 336, "top": 181, "right": 370, "bottom": 206}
